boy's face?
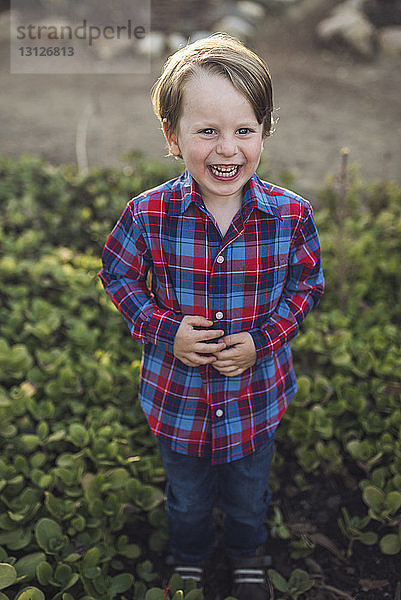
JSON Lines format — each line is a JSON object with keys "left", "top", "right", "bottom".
{"left": 164, "top": 72, "right": 264, "bottom": 207}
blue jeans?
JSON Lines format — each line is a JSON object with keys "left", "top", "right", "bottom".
{"left": 157, "top": 436, "right": 275, "bottom": 564}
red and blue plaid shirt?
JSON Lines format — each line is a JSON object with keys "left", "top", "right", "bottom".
{"left": 99, "top": 170, "right": 324, "bottom": 464}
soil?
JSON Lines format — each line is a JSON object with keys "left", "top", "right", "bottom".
{"left": 261, "top": 466, "right": 401, "bottom": 600}
{"left": 1, "top": 0, "right": 401, "bottom": 199}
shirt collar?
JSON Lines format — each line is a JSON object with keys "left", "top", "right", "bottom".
{"left": 243, "top": 173, "right": 283, "bottom": 220}
{"left": 167, "top": 170, "right": 201, "bottom": 216}
{"left": 167, "top": 170, "right": 283, "bottom": 221}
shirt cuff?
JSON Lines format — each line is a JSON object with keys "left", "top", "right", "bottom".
{"left": 248, "top": 327, "right": 275, "bottom": 363}
{"left": 144, "top": 309, "right": 184, "bottom": 354}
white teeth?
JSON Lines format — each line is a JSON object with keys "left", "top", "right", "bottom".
{"left": 210, "top": 165, "right": 239, "bottom": 178}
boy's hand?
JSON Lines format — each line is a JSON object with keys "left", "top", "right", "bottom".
{"left": 212, "top": 332, "right": 256, "bottom": 377}
{"left": 173, "top": 316, "right": 226, "bottom": 367}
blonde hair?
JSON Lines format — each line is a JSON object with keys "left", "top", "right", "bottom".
{"left": 151, "top": 33, "right": 274, "bottom": 139}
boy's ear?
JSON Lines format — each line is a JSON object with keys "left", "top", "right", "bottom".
{"left": 162, "top": 120, "right": 181, "bottom": 156}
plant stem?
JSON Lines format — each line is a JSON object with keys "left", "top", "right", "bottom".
{"left": 317, "top": 582, "right": 355, "bottom": 599}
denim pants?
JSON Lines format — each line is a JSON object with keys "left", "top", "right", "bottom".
{"left": 157, "top": 436, "right": 275, "bottom": 564}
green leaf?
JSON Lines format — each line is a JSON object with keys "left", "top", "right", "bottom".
{"left": 277, "top": 525, "right": 291, "bottom": 539}
{"left": 145, "top": 588, "right": 165, "bottom": 600}
{"left": 82, "top": 566, "right": 101, "bottom": 580}
{"left": 185, "top": 590, "right": 204, "bottom": 600}
{"left": 136, "top": 485, "right": 164, "bottom": 511}
{"left": 0, "top": 529, "right": 32, "bottom": 551}
{"left": 136, "top": 560, "right": 157, "bottom": 583}
{"left": 385, "top": 491, "right": 401, "bottom": 514}
{"left": 133, "top": 581, "right": 147, "bottom": 600}
{"left": 362, "top": 486, "right": 384, "bottom": 511}
{"left": 110, "top": 573, "right": 134, "bottom": 597}
{"left": 119, "top": 543, "right": 141, "bottom": 559}
{"left": 54, "top": 564, "right": 73, "bottom": 587}
{"left": 288, "top": 569, "right": 315, "bottom": 594}
{"left": 82, "top": 547, "right": 100, "bottom": 570}
{"left": 64, "top": 553, "right": 81, "bottom": 563}
{"left": 0, "top": 563, "right": 17, "bottom": 590}
{"left": 36, "top": 561, "right": 53, "bottom": 586}
{"left": 107, "top": 468, "right": 130, "bottom": 489}
{"left": 380, "top": 533, "right": 401, "bottom": 555}
{"left": 70, "top": 514, "right": 86, "bottom": 532}
{"left": 35, "top": 518, "right": 63, "bottom": 551}
{"left": 168, "top": 573, "right": 183, "bottom": 595}
{"left": 19, "top": 434, "right": 42, "bottom": 453}
{"left": 268, "top": 569, "right": 288, "bottom": 592}
{"left": 14, "top": 552, "right": 46, "bottom": 581}
{"left": 68, "top": 423, "right": 89, "bottom": 447}
{"left": 358, "top": 531, "right": 378, "bottom": 545}
{"left": 15, "top": 587, "right": 45, "bottom": 600}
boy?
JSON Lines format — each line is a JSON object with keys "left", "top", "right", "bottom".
{"left": 99, "top": 33, "right": 324, "bottom": 599}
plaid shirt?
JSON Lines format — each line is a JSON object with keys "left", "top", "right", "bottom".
{"left": 99, "top": 170, "right": 324, "bottom": 464}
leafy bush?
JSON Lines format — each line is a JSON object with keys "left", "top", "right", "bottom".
{"left": 0, "top": 154, "right": 400, "bottom": 598}
{"left": 0, "top": 152, "right": 180, "bottom": 256}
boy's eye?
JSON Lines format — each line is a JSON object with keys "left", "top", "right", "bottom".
{"left": 200, "top": 128, "right": 215, "bottom": 135}
{"left": 237, "top": 127, "right": 252, "bottom": 135}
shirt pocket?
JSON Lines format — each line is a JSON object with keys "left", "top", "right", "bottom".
{"left": 257, "top": 252, "right": 289, "bottom": 310}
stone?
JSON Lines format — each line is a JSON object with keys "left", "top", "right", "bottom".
{"left": 256, "top": 0, "right": 298, "bottom": 4}
{"left": 378, "top": 26, "right": 401, "bottom": 57}
{"left": 0, "top": 9, "right": 10, "bottom": 43}
{"left": 316, "top": 2, "right": 376, "bottom": 58}
{"left": 190, "top": 31, "right": 213, "bottom": 42}
{"left": 237, "top": 1, "right": 266, "bottom": 22}
{"left": 137, "top": 31, "right": 166, "bottom": 57}
{"left": 363, "top": 0, "right": 401, "bottom": 29}
{"left": 92, "top": 37, "right": 133, "bottom": 60}
{"left": 214, "top": 15, "right": 255, "bottom": 39}
{"left": 167, "top": 32, "right": 188, "bottom": 52}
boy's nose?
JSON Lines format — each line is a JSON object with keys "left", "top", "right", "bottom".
{"left": 216, "top": 135, "right": 238, "bottom": 157}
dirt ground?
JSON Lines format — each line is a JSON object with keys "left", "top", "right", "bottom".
{"left": 1, "top": 2, "right": 401, "bottom": 198}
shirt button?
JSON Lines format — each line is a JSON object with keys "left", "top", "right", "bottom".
{"left": 216, "top": 255, "right": 224, "bottom": 264}
{"left": 215, "top": 311, "right": 223, "bottom": 320}
{"left": 216, "top": 409, "right": 224, "bottom": 417}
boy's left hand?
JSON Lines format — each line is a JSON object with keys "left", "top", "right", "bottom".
{"left": 212, "top": 332, "right": 256, "bottom": 377}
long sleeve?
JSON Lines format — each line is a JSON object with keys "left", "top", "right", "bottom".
{"left": 248, "top": 206, "right": 324, "bottom": 360}
{"left": 98, "top": 202, "right": 183, "bottom": 354}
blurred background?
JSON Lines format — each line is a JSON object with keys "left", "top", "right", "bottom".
{"left": 1, "top": 0, "right": 401, "bottom": 196}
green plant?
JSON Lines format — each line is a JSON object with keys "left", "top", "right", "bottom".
{"left": 362, "top": 486, "right": 401, "bottom": 523}
{"left": 267, "top": 506, "right": 290, "bottom": 539}
{"left": 337, "top": 507, "right": 378, "bottom": 556}
{"left": 268, "top": 568, "right": 315, "bottom": 599}
{"left": 380, "top": 524, "right": 401, "bottom": 555}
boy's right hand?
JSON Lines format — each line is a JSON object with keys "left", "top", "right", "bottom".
{"left": 173, "top": 315, "right": 226, "bottom": 367}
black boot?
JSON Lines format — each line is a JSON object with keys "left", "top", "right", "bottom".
{"left": 173, "top": 564, "right": 204, "bottom": 585}
{"left": 230, "top": 554, "right": 272, "bottom": 600}
{"left": 165, "top": 553, "right": 205, "bottom": 587}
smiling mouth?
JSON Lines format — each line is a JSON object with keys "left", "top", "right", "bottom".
{"left": 209, "top": 164, "right": 241, "bottom": 179}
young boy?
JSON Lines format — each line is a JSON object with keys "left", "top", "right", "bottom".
{"left": 99, "top": 33, "right": 324, "bottom": 599}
